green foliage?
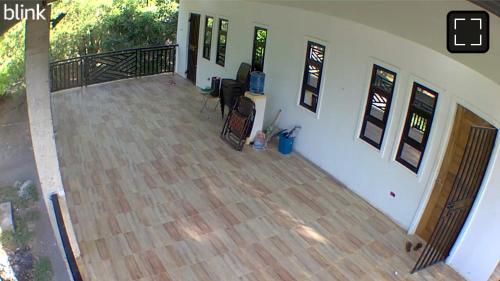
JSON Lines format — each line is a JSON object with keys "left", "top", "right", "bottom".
{"left": 50, "top": 1, "right": 112, "bottom": 60}
{"left": 50, "top": 0, "right": 178, "bottom": 60}
{"left": 34, "top": 256, "right": 53, "bottom": 281}
{"left": 0, "top": 209, "right": 38, "bottom": 250}
{"left": 0, "top": 208, "right": 39, "bottom": 250}
{"left": 0, "top": 183, "right": 39, "bottom": 209}
{"left": 22, "top": 183, "right": 39, "bottom": 203}
{"left": 0, "top": 0, "right": 178, "bottom": 96}
{"left": 0, "top": 230, "right": 16, "bottom": 250}
{"left": 0, "top": 185, "right": 18, "bottom": 204}
{"left": 99, "top": 6, "right": 167, "bottom": 51}
{"left": 0, "top": 22, "right": 26, "bottom": 95}
{"left": 0, "top": 185, "right": 41, "bottom": 250}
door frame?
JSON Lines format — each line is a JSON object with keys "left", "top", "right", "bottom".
{"left": 186, "top": 12, "right": 201, "bottom": 84}
{"left": 408, "top": 98, "right": 499, "bottom": 263}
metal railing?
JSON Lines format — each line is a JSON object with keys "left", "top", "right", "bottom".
{"left": 50, "top": 44, "right": 177, "bottom": 92}
{"left": 50, "top": 193, "right": 83, "bottom": 281}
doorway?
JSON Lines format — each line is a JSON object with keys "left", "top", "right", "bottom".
{"left": 413, "top": 105, "right": 497, "bottom": 272}
{"left": 187, "top": 13, "right": 200, "bottom": 84}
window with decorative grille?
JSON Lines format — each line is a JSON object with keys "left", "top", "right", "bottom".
{"left": 360, "top": 65, "right": 397, "bottom": 149}
{"left": 216, "top": 19, "right": 228, "bottom": 66}
{"left": 396, "top": 83, "right": 439, "bottom": 173}
{"left": 251, "top": 27, "right": 267, "bottom": 72}
{"left": 203, "top": 16, "right": 214, "bottom": 60}
{"left": 299, "top": 41, "right": 325, "bottom": 113}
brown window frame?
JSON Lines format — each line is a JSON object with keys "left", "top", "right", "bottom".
{"left": 202, "top": 16, "right": 214, "bottom": 60}
{"left": 251, "top": 26, "right": 268, "bottom": 72}
{"left": 216, "top": 18, "right": 228, "bottom": 66}
{"left": 299, "top": 41, "right": 326, "bottom": 113}
{"left": 359, "top": 65, "right": 397, "bottom": 149}
{"left": 396, "top": 82, "right": 439, "bottom": 173}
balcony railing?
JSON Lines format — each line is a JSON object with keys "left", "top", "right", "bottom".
{"left": 50, "top": 193, "right": 82, "bottom": 281}
{"left": 50, "top": 44, "right": 177, "bottom": 92}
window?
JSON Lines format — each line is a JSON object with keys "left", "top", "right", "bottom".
{"left": 396, "top": 83, "right": 439, "bottom": 173}
{"left": 360, "top": 65, "right": 397, "bottom": 149}
{"left": 216, "top": 18, "right": 228, "bottom": 66}
{"left": 299, "top": 41, "right": 325, "bottom": 113}
{"left": 203, "top": 16, "right": 214, "bottom": 60}
{"left": 251, "top": 27, "right": 268, "bottom": 72}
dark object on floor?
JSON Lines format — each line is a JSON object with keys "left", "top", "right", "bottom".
{"left": 414, "top": 242, "right": 423, "bottom": 251}
{"left": 406, "top": 241, "right": 412, "bottom": 252}
{"left": 220, "top": 63, "right": 251, "bottom": 118}
{"left": 221, "top": 96, "right": 255, "bottom": 151}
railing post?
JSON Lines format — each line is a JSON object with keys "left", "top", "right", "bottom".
{"left": 172, "top": 46, "right": 177, "bottom": 73}
{"left": 85, "top": 57, "right": 88, "bottom": 87}
{"left": 135, "top": 49, "right": 139, "bottom": 78}
{"left": 79, "top": 57, "right": 84, "bottom": 88}
{"left": 81, "top": 57, "right": 86, "bottom": 87}
{"left": 49, "top": 63, "right": 53, "bottom": 92}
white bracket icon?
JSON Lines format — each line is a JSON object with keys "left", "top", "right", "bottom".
{"left": 453, "top": 18, "right": 482, "bottom": 47}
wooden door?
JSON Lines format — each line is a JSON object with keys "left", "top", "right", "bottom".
{"left": 187, "top": 13, "right": 200, "bottom": 84}
{"left": 413, "top": 105, "right": 497, "bottom": 272}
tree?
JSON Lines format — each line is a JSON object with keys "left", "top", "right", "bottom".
{"left": 0, "top": 22, "right": 26, "bottom": 95}
{"left": 0, "top": 0, "right": 179, "bottom": 96}
{"left": 50, "top": 0, "right": 178, "bottom": 59}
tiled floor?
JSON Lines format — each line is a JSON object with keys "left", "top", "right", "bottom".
{"left": 53, "top": 74, "right": 464, "bottom": 281}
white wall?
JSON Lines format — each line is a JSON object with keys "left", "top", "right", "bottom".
{"left": 176, "top": 1, "right": 500, "bottom": 280}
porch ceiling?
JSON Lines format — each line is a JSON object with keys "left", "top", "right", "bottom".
{"left": 249, "top": 0, "right": 500, "bottom": 86}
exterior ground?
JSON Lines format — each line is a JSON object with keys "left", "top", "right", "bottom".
{"left": 0, "top": 94, "right": 69, "bottom": 280}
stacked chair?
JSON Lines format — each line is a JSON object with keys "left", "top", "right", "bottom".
{"left": 220, "top": 63, "right": 252, "bottom": 118}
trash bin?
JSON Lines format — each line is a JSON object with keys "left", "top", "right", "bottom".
{"left": 210, "top": 76, "right": 221, "bottom": 97}
{"left": 278, "top": 132, "right": 294, "bottom": 155}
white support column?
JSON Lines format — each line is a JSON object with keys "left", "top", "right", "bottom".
{"left": 24, "top": 4, "right": 80, "bottom": 278}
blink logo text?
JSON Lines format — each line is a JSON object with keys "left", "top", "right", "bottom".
{"left": 3, "top": 4, "right": 46, "bottom": 21}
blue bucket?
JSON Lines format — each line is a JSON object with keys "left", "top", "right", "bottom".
{"left": 249, "top": 71, "right": 265, "bottom": 94}
{"left": 278, "top": 133, "right": 294, "bottom": 155}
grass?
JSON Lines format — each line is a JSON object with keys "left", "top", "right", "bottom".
{"left": 0, "top": 183, "right": 40, "bottom": 250}
{"left": 0, "top": 214, "right": 34, "bottom": 250}
{"left": 0, "top": 183, "right": 52, "bottom": 280}
{"left": 0, "top": 181, "right": 38, "bottom": 209}
{"left": 21, "top": 183, "right": 39, "bottom": 203}
{"left": 33, "top": 256, "right": 53, "bottom": 281}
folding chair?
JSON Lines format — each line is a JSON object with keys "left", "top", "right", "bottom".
{"left": 220, "top": 96, "right": 255, "bottom": 151}
{"left": 199, "top": 77, "right": 221, "bottom": 118}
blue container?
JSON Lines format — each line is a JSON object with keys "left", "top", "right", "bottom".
{"left": 249, "top": 71, "right": 265, "bottom": 94}
{"left": 278, "top": 133, "right": 294, "bottom": 155}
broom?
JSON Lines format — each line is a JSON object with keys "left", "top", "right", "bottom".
{"left": 264, "top": 109, "right": 282, "bottom": 145}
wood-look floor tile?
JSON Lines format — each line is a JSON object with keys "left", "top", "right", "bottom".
{"left": 124, "top": 255, "right": 146, "bottom": 280}
{"left": 54, "top": 75, "right": 464, "bottom": 281}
